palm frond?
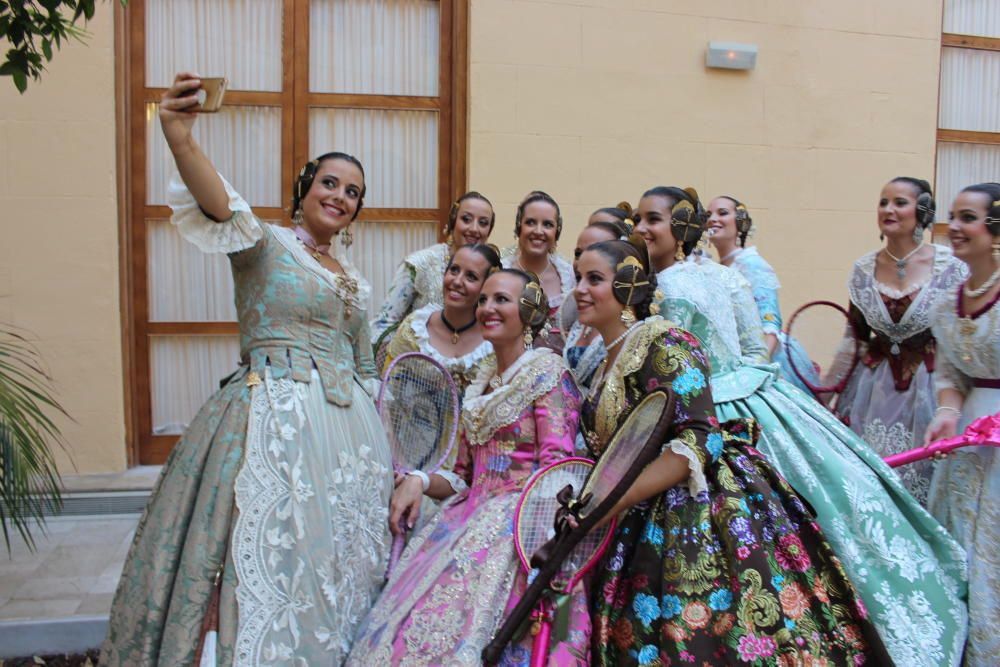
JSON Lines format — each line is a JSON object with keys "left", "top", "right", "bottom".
{"left": 0, "top": 325, "right": 69, "bottom": 553}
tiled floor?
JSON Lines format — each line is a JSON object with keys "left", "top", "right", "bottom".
{"left": 0, "top": 515, "right": 138, "bottom": 621}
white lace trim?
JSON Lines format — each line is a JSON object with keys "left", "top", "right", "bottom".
{"left": 167, "top": 172, "right": 264, "bottom": 254}
{"left": 848, "top": 244, "right": 967, "bottom": 345}
{"left": 462, "top": 348, "right": 564, "bottom": 446}
{"left": 663, "top": 438, "right": 708, "bottom": 499}
{"left": 409, "top": 304, "right": 494, "bottom": 372}
{"left": 233, "top": 369, "right": 390, "bottom": 665}
{"left": 270, "top": 225, "right": 372, "bottom": 310}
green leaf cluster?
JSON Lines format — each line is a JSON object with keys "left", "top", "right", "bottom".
{"left": 0, "top": 1, "right": 127, "bottom": 93}
{"left": 0, "top": 325, "right": 69, "bottom": 553}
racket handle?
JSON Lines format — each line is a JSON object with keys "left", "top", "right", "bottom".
{"left": 385, "top": 531, "right": 406, "bottom": 579}
{"left": 530, "top": 605, "right": 552, "bottom": 667}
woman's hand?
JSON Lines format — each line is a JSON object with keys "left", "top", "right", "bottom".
{"left": 925, "top": 411, "right": 960, "bottom": 446}
{"left": 159, "top": 72, "right": 202, "bottom": 155}
{"left": 389, "top": 475, "right": 424, "bottom": 536}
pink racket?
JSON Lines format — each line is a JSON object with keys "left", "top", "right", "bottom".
{"left": 512, "top": 457, "right": 615, "bottom": 667}
{"left": 884, "top": 413, "right": 1000, "bottom": 467}
{"left": 377, "top": 352, "right": 460, "bottom": 576}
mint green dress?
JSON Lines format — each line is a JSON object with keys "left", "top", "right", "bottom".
{"left": 654, "top": 259, "right": 969, "bottom": 667}
{"left": 100, "top": 176, "right": 394, "bottom": 666}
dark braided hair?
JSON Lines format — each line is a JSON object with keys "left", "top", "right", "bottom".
{"left": 489, "top": 268, "right": 549, "bottom": 337}
{"left": 641, "top": 186, "right": 706, "bottom": 258}
{"left": 447, "top": 191, "right": 496, "bottom": 235}
{"left": 960, "top": 182, "right": 1000, "bottom": 236}
{"left": 889, "top": 176, "right": 936, "bottom": 231}
{"left": 292, "top": 152, "right": 367, "bottom": 221}
{"left": 451, "top": 242, "right": 502, "bottom": 275}
{"left": 585, "top": 235, "right": 659, "bottom": 321}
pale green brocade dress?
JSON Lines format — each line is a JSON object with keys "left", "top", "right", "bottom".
{"left": 654, "top": 259, "right": 969, "bottom": 667}
{"left": 100, "top": 176, "right": 393, "bottom": 666}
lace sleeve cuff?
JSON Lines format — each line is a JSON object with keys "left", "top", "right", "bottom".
{"left": 167, "top": 172, "right": 264, "bottom": 254}
{"left": 663, "top": 438, "right": 708, "bottom": 499}
{"left": 435, "top": 470, "right": 469, "bottom": 495}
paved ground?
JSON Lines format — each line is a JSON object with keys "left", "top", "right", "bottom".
{"left": 0, "top": 515, "right": 137, "bottom": 622}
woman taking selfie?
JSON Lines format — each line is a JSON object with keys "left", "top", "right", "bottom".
{"left": 101, "top": 73, "right": 393, "bottom": 666}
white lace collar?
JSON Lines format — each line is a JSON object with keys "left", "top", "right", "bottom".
{"left": 271, "top": 225, "right": 371, "bottom": 309}
{"left": 461, "top": 348, "right": 565, "bottom": 445}
{"left": 409, "top": 303, "right": 493, "bottom": 371}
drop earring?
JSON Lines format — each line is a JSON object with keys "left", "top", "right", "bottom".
{"left": 340, "top": 224, "right": 354, "bottom": 248}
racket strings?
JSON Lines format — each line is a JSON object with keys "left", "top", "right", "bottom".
{"left": 516, "top": 462, "right": 610, "bottom": 582}
{"left": 582, "top": 405, "right": 663, "bottom": 511}
{"left": 381, "top": 356, "right": 458, "bottom": 472}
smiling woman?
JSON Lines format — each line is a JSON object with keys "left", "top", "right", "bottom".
{"left": 101, "top": 72, "right": 394, "bottom": 666}
{"left": 501, "top": 191, "right": 576, "bottom": 352}
{"left": 371, "top": 191, "right": 497, "bottom": 345}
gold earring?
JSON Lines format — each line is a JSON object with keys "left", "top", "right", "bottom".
{"left": 292, "top": 208, "right": 304, "bottom": 226}
{"left": 523, "top": 327, "right": 534, "bottom": 349}
{"left": 993, "top": 238, "right": 1000, "bottom": 260}
{"left": 340, "top": 224, "right": 354, "bottom": 248}
{"left": 674, "top": 244, "right": 686, "bottom": 262}
{"left": 620, "top": 306, "right": 637, "bottom": 326}
{"left": 446, "top": 231, "right": 454, "bottom": 247}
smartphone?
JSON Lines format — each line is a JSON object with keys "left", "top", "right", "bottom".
{"left": 195, "top": 77, "right": 228, "bottom": 113}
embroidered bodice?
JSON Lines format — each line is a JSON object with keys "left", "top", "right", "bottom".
{"left": 581, "top": 318, "right": 722, "bottom": 499}
{"left": 385, "top": 304, "right": 494, "bottom": 393}
{"left": 729, "top": 247, "right": 783, "bottom": 335}
{"left": 456, "top": 349, "right": 580, "bottom": 502}
{"left": 371, "top": 243, "right": 451, "bottom": 340}
{"left": 655, "top": 260, "right": 769, "bottom": 376}
{"left": 846, "top": 245, "right": 967, "bottom": 390}
{"left": 168, "top": 174, "right": 377, "bottom": 406}
{"left": 931, "top": 285, "right": 1000, "bottom": 396}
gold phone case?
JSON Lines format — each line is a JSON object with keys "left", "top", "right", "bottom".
{"left": 197, "top": 77, "right": 228, "bottom": 113}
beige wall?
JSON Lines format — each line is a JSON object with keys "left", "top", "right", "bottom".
{"left": 0, "top": 1, "right": 945, "bottom": 474}
{"left": 0, "top": 9, "right": 126, "bottom": 473}
{"left": 469, "top": 0, "right": 944, "bottom": 357}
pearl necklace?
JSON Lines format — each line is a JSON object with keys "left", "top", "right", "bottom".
{"left": 963, "top": 264, "right": 1000, "bottom": 299}
{"left": 514, "top": 256, "right": 555, "bottom": 279}
{"left": 884, "top": 241, "right": 924, "bottom": 280}
{"left": 605, "top": 321, "right": 642, "bottom": 354}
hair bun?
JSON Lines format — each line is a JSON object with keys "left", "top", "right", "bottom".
{"left": 517, "top": 273, "right": 549, "bottom": 329}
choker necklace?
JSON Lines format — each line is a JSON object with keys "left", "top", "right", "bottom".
{"left": 293, "top": 226, "right": 332, "bottom": 260}
{"left": 440, "top": 311, "right": 477, "bottom": 344}
{"left": 884, "top": 241, "right": 924, "bottom": 280}
{"left": 963, "top": 264, "right": 1000, "bottom": 299}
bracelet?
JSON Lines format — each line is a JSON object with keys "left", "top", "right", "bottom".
{"left": 406, "top": 470, "right": 431, "bottom": 492}
{"left": 935, "top": 406, "right": 961, "bottom": 416}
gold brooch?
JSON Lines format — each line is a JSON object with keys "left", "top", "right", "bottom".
{"left": 246, "top": 371, "right": 262, "bottom": 387}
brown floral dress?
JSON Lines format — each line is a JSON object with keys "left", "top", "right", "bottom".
{"left": 581, "top": 319, "right": 893, "bottom": 666}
